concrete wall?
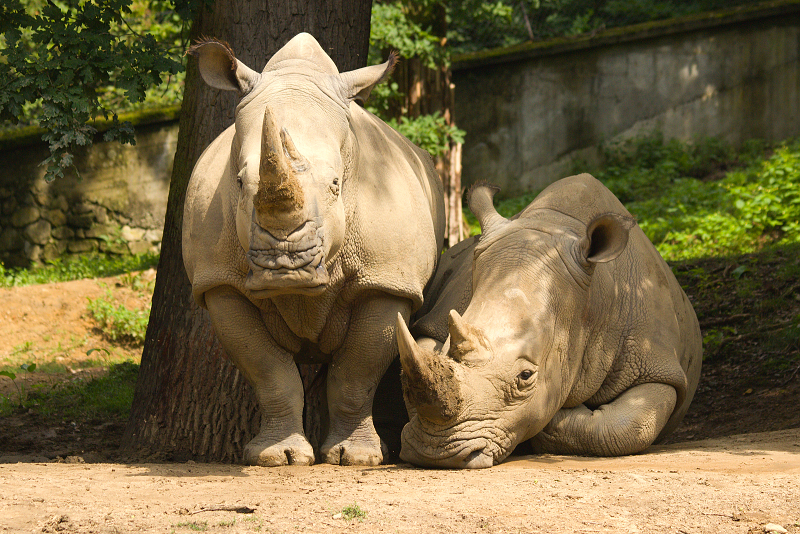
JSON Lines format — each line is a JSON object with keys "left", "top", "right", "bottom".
{"left": 452, "top": 1, "right": 800, "bottom": 195}
{"left": 0, "top": 113, "right": 178, "bottom": 267}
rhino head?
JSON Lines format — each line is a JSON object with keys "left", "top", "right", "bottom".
{"left": 397, "top": 184, "right": 634, "bottom": 468}
{"left": 189, "top": 34, "right": 397, "bottom": 298}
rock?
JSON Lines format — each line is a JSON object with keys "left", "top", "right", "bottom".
{"left": 10, "top": 205, "right": 39, "bottom": 227}
{"left": 67, "top": 212, "right": 95, "bottom": 229}
{"left": 51, "top": 226, "right": 75, "bottom": 240}
{"left": 95, "top": 206, "right": 108, "bottom": 224}
{"left": 99, "top": 241, "right": 128, "bottom": 255}
{"left": 73, "top": 202, "right": 95, "bottom": 214}
{"left": 67, "top": 239, "right": 98, "bottom": 253}
{"left": 41, "top": 242, "right": 63, "bottom": 262}
{"left": 84, "top": 224, "right": 118, "bottom": 239}
{"left": 121, "top": 225, "right": 146, "bottom": 242}
{"left": 127, "top": 240, "right": 153, "bottom": 255}
{"left": 764, "top": 524, "right": 787, "bottom": 533}
{"left": 25, "top": 219, "right": 52, "bottom": 245}
{"left": 23, "top": 241, "right": 42, "bottom": 262}
{"left": 144, "top": 228, "right": 163, "bottom": 243}
{"left": 43, "top": 209, "right": 67, "bottom": 226}
{"left": 49, "top": 195, "right": 68, "bottom": 212}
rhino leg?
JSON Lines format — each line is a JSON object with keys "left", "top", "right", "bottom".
{"left": 205, "top": 286, "right": 314, "bottom": 466}
{"left": 529, "top": 383, "right": 677, "bottom": 456}
{"left": 321, "top": 294, "right": 412, "bottom": 466}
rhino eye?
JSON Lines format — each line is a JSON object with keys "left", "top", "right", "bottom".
{"left": 519, "top": 370, "right": 534, "bottom": 381}
{"left": 329, "top": 176, "right": 340, "bottom": 196}
{"left": 517, "top": 369, "right": 537, "bottom": 386}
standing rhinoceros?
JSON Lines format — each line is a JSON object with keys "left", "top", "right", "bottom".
{"left": 182, "top": 33, "right": 445, "bottom": 466}
{"left": 396, "top": 174, "right": 701, "bottom": 468}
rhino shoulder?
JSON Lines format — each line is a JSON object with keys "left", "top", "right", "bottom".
{"left": 339, "top": 105, "right": 445, "bottom": 311}
{"left": 182, "top": 125, "right": 247, "bottom": 308}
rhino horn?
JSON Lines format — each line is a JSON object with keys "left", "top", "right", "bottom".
{"left": 255, "top": 106, "right": 305, "bottom": 216}
{"left": 467, "top": 182, "right": 507, "bottom": 237}
{"left": 396, "top": 314, "right": 463, "bottom": 425}
{"left": 447, "top": 310, "right": 492, "bottom": 366}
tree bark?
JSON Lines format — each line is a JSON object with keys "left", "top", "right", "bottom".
{"left": 122, "top": 0, "right": 374, "bottom": 462}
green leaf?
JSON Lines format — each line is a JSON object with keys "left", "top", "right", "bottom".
{"left": 0, "top": 371, "right": 17, "bottom": 381}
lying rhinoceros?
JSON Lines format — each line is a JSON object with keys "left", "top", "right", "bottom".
{"left": 183, "top": 34, "right": 444, "bottom": 466}
{"left": 396, "top": 174, "right": 701, "bottom": 468}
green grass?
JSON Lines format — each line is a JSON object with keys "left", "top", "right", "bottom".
{"left": 86, "top": 292, "right": 150, "bottom": 344}
{"left": 466, "top": 134, "right": 800, "bottom": 263}
{"left": 174, "top": 521, "right": 209, "bottom": 532}
{"left": 0, "top": 252, "right": 159, "bottom": 288}
{"left": 339, "top": 503, "right": 367, "bottom": 521}
{"left": 0, "top": 360, "right": 138, "bottom": 418}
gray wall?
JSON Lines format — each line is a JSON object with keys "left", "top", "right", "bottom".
{"left": 0, "top": 119, "right": 177, "bottom": 267}
{"left": 453, "top": 3, "right": 800, "bottom": 195}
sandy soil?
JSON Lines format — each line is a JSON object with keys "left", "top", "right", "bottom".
{"left": 1, "top": 276, "right": 800, "bottom": 534}
{"left": 1, "top": 429, "right": 799, "bottom": 534}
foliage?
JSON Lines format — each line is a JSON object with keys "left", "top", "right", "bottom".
{"left": 369, "top": 2, "right": 446, "bottom": 69}
{"left": 339, "top": 503, "right": 368, "bottom": 521}
{"left": 0, "top": 252, "right": 158, "bottom": 287}
{"left": 367, "top": 2, "right": 466, "bottom": 158}
{"left": 597, "top": 135, "right": 800, "bottom": 261}
{"left": 0, "top": 0, "right": 191, "bottom": 181}
{"left": 0, "top": 362, "right": 36, "bottom": 407}
{"left": 86, "top": 291, "right": 150, "bottom": 344}
{"left": 447, "top": 0, "right": 767, "bottom": 54}
{"left": 387, "top": 112, "right": 465, "bottom": 157}
{"left": 465, "top": 135, "right": 800, "bottom": 263}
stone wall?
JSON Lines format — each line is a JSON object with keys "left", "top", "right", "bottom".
{"left": 0, "top": 110, "right": 178, "bottom": 267}
{"left": 452, "top": 1, "right": 800, "bottom": 195}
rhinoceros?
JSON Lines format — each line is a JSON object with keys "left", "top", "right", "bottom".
{"left": 396, "top": 174, "right": 701, "bottom": 468}
{"left": 182, "top": 34, "right": 445, "bottom": 466}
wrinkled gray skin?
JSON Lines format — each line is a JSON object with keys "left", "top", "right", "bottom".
{"left": 183, "top": 34, "right": 444, "bottom": 466}
{"left": 397, "top": 174, "right": 701, "bottom": 468}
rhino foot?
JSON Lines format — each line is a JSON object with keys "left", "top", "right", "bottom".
{"left": 244, "top": 432, "right": 315, "bottom": 467}
{"left": 320, "top": 435, "right": 388, "bottom": 466}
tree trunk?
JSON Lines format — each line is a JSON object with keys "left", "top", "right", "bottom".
{"left": 122, "top": 0, "right": 374, "bottom": 462}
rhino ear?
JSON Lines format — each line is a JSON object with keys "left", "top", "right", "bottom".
{"left": 187, "top": 39, "right": 261, "bottom": 95}
{"left": 581, "top": 213, "right": 636, "bottom": 264}
{"left": 339, "top": 51, "right": 399, "bottom": 105}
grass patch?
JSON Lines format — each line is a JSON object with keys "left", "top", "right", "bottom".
{"left": 174, "top": 521, "right": 209, "bottom": 532}
{"left": 338, "top": 503, "right": 367, "bottom": 521}
{"left": 0, "top": 361, "right": 140, "bottom": 419}
{"left": 0, "top": 252, "right": 158, "bottom": 288}
{"left": 466, "top": 134, "right": 800, "bottom": 263}
{"left": 86, "top": 292, "right": 150, "bottom": 344}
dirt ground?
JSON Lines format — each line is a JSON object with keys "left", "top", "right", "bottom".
{"left": 1, "top": 275, "right": 800, "bottom": 533}
{"left": 0, "top": 430, "right": 798, "bottom": 533}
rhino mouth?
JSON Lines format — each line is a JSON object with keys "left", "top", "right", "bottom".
{"left": 399, "top": 418, "right": 507, "bottom": 469}
{"left": 244, "top": 220, "right": 329, "bottom": 296}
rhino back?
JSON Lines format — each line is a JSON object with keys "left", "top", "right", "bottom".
{"left": 411, "top": 236, "right": 477, "bottom": 342}
{"left": 515, "top": 175, "right": 700, "bottom": 431}
{"left": 182, "top": 125, "right": 249, "bottom": 309}
{"left": 338, "top": 104, "right": 446, "bottom": 311}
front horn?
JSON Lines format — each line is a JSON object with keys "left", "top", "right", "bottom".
{"left": 396, "top": 314, "right": 463, "bottom": 424}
